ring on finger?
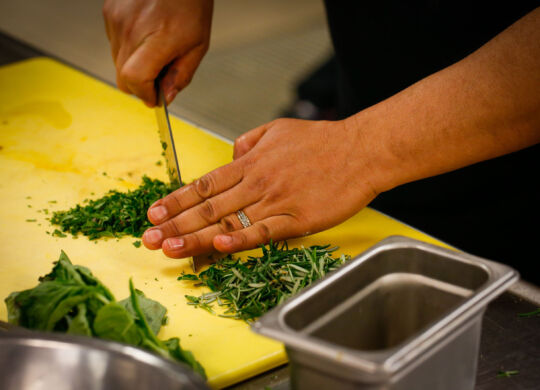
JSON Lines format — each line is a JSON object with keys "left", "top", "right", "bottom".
{"left": 236, "top": 210, "right": 252, "bottom": 228}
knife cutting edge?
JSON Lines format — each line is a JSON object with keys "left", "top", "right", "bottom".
{"left": 155, "top": 82, "right": 182, "bottom": 190}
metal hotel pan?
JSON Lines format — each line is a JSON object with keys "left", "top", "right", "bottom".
{"left": 252, "top": 236, "right": 518, "bottom": 390}
{"left": 0, "top": 330, "right": 209, "bottom": 390}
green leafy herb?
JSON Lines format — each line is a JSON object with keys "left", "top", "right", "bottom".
{"left": 5, "top": 251, "right": 205, "bottom": 378}
{"left": 518, "top": 308, "right": 540, "bottom": 318}
{"left": 132, "top": 240, "right": 142, "bottom": 248}
{"left": 26, "top": 219, "right": 37, "bottom": 222}
{"left": 50, "top": 176, "right": 177, "bottom": 240}
{"left": 179, "top": 241, "right": 350, "bottom": 321}
{"left": 52, "top": 229, "right": 67, "bottom": 238}
{"left": 497, "top": 370, "right": 519, "bottom": 378}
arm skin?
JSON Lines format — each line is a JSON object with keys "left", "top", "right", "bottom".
{"left": 141, "top": 8, "right": 540, "bottom": 258}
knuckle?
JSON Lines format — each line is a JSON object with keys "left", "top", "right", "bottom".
{"left": 247, "top": 175, "right": 269, "bottom": 192}
{"left": 218, "top": 215, "right": 238, "bottom": 233}
{"left": 119, "top": 64, "right": 140, "bottom": 85}
{"left": 167, "top": 191, "right": 183, "bottom": 212}
{"left": 255, "top": 222, "right": 271, "bottom": 243}
{"left": 197, "top": 199, "right": 217, "bottom": 223}
{"left": 163, "top": 219, "right": 181, "bottom": 237}
{"left": 190, "top": 232, "right": 203, "bottom": 248}
{"left": 236, "top": 231, "right": 248, "bottom": 247}
{"left": 233, "top": 136, "right": 249, "bottom": 156}
{"left": 194, "top": 174, "right": 214, "bottom": 198}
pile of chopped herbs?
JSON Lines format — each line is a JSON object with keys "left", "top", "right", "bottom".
{"left": 5, "top": 251, "right": 205, "bottom": 378}
{"left": 50, "top": 176, "right": 176, "bottom": 240}
{"left": 178, "top": 241, "right": 350, "bottom": 321}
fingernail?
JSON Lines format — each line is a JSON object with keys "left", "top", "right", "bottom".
{"left": 144, "top": 229, "right": 163, "bottom": 244}
{"left": 167, "top": 237, "right": 185, "bottom": 250}
{"left": 149, "top": 205, "right": 168, "bottom": 222}
{"left": 217, "top": 235, "right": 233, "bottom": 246}
{"left": 166, "top": 88, "right": 178, "bottom": 104}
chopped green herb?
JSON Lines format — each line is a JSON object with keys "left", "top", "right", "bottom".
{"left": 48, "top": 200, "right": 57, "bottom": 204}
{"left": 179, "top": 241, "right": 350, "bottom": 321}
{"left": 177, "top": 273, "right": 199, "bottom": 281}
{"left": 132, "top": 240, "right": 142, "bottom": 248}
{"left": 156, "top": 160, "right": 163, "bottom": 166}
{"left": 102, "top": 172, "right": 107, "bottom": 176}
{"left": 26, "top": 196, "right": 32, "bottom": 200}
{"left": 518, "top": 308, "right": 540, "bottom": 318}
{"left": 25, "top": 219, "right": 37, "bottom": 222}
{"left": 497, "top": 370, "right": 519, "bottom": 378}
{"left": 50, "top": 176, "right": 177, "bottom": 240}
{"left": 52, "top": 229, "right": 67, "bottom": 238}
{"left": 4, "top": 251, "right": 205, "bottom": 378}
{"left": 27, "top": 205, "right": 32, "bottom": 208}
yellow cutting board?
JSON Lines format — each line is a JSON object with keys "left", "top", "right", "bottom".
{"left": 0, "top": 58, "right": 446, "bottom": 388}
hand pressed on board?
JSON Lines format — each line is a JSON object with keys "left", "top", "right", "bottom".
{"left": 141, "top": 118, "right": 379, "bottom": 258}
{"left": 102, "top": 0, "right": 213, "bottom": 107}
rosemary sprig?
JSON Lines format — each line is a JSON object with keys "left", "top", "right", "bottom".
{"left": 518, "top": 308, "right": 540, "bottom": 318}
{"left": 178, "top": 241, "right": 350, "bottom": 321}
{"left": 50, "top": 176, "right": 176, "bottom": 240}
{"left": 497, "top": 370, "right": 519, "bottom": 378}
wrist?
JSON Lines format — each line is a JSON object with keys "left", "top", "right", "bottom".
{"left": 343, "top": 107, "right": 403, "bottom": 198}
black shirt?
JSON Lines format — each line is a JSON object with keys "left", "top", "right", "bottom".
{"left": 323, "top": 1, "right": 540, "bottom": 283}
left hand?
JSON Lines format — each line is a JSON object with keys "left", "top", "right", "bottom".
{"left": 141, "top": 117, "right": 380, "bottom": 258}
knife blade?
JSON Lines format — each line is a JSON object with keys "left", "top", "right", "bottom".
{"left": 155, "top": 82, "right": 182, "bottom": 190}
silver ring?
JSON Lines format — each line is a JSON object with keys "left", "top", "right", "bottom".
{"left": 236, "top": 210, "right": 252, "bottom": 228}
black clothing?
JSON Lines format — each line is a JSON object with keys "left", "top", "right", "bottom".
{"left": 323, "top": 1, "right": 540, "bottom": 283}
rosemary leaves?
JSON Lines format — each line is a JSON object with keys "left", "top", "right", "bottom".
{"left": 178, "top": 241, "right": 350, "bottom": 321}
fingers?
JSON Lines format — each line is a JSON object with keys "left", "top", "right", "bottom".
{"left": 157, "top": 184, "right": 259, "bottom": 241}
{"left": 147, "top": 161, "right": 244, "bottom": 225}
{"left": 213, "top": 215, "right": 298, "bottom": 253}
{"left": 119, "top": 34, "right": 178, "bottom": 107}
{"left": 233, "top": 122, "right": 271, "bottom": 159}
{"left": 161, "top": 45, "right": 208, "bottom": 105}
{"left": 155, "top": 212, "right": 298, "bottom": 259}
{"left": 158, "top": 212, "right": 243, "bottom": 258}
{"left": 143, "top": 196, "right": 261, "bottom": 251}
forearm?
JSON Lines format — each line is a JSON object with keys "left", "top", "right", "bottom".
{"left": 352, "top": 8, "right": 540, "bottom": 195}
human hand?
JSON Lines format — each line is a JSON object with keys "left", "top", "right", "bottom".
{"left": 102, "top": 0, "right": 213, "bottom": 107}
{"left": 141, "top": 117, "right": 380, "bottom": 258}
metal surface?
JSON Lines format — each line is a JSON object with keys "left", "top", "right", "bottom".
{"left": 155, "top": 82, "right": 182, "bottom": 189}
{"left": 0, "top": 330, "right": 209, "bottom": 390}
{"left": 253, "top": 236, "right": 519, "bottom": 390}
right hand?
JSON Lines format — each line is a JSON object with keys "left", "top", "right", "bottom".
{"left": 103, "top": 0, "right": 213, "bottom": 107}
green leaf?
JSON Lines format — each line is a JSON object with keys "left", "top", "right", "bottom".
{"left": 66, "top": 303, "right": 93, "bottom": 336}
{"left": 177, "top": 274, "right": 199, "bottom": 281}
{"left": 163, "top": 337, "right": 207, "bottom": 379}
{"left": 119, "top": 289, "right": 167, "bottom": 336}
{"left": 93, "top": 302, "right": 142, "bottom": 345}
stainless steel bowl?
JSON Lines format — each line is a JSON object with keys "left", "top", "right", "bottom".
{"left": 253, "top": 236, "right": 519, "bottom": 390}
{"left": 0, "top": 330, "right": 209, "bottom": 390}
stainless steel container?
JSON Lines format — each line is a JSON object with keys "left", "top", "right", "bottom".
{"left": 252, "top": 236, "right": 518, "bottom": 390}
{"left": 0, "top": 330, "right": 209, "bottom": 390}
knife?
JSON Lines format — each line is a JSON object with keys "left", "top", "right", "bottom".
{"left": 155, "top": 81, "right": 182, "bottom": 190}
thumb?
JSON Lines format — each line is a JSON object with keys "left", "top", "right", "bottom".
{"left": 233, "top": 122, "right": 271, "bottom": 159}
